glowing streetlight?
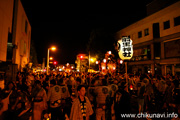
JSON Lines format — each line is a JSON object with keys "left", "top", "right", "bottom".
{"left": 47, "top": 46, "right": 56, "bottom": 74}
{"left": 49, "top": 57, "right": 53, "bottom": 60}
{"left": 51, "top": 46, "right": 56, "bottom": 51}
{"left": 90, "top": 57, "right": 96, "bottom": 63}
{"left": 103, "top": 59, "right": 106, "bottom": 63}
{"left": 53, "top": 61, "right": 57, "bottom": 65}
{"left": 96, "top": 61, "right": 99, "bottom": 64}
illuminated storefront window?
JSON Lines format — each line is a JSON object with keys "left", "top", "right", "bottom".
{"left": 131, "top": 45, "right": 151, "bottom": 61}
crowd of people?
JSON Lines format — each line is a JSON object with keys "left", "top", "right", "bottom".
{"left": 0, "top": 71, "right": 179, "bottom": 120}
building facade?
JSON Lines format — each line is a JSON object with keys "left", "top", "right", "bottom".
{"left": 0, "top": 0, "right": 31, "bottom": 80}
{"left": 116, "top": 1, "right": 180, "bottom": 76}
{"left": 12, "top": 0, "right": 31, "bottom": 70}
{"left": 0, "top": 0, "right": 14, "bottom": 62}
{"left": 75, "top": 54, "right": 88, "bottom": 72}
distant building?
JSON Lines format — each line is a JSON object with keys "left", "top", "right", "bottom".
{"left": 146, "top": 0, "right": 179, "bottom": 16}
{"left": 0, "top": 0, "right": 31, "bottom": 80}
{"left": 75, "top": 54, "right": 88, "bottom": 72}
{"left": 116, "top": 1, "right": 180, "bottom": 76}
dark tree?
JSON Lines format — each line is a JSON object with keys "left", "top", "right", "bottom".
{"left": 30, "top": 39, "right": 38, "bottom": 67}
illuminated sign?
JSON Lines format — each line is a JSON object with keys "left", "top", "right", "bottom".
{"left": 117, "top": 37, "right": 133, "bottom": 60}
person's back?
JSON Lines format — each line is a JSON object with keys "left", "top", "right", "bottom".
{"left": 164, "top": 80, "right": 173, "bottom": 106}
{"left": 60, "top": 85, "right": 70, "bottom": 99}
{"left": 47, "top": 80, "right": 64, "bottom": 120}
{"left": 172, "top": 80, "right": 180, "bottom": 105}
{"left": 87, "top": 86, "right": 96, "bottom": 103}
{"left": 114, "top": 81, "right": 131, "bottom": 120}
{"left": 137, "top": 81, "right": 146, "bottom": 113}
{"left": 137, "top": 82, "right": 145, "bottom": 99}
{"left": 94, "top": 79, "right": 112, "bottom": 120}
{"left": 95, "top": 85, "right": 111, "bottom": 105}
{"left": 119, "top": 89, "right": 131, "bottom": 113}
{"left": 47, "top": 84, "right": 62, "bottom": 107}
{"left": 108, "top": 83, "right": 118, "bottom": 98}
{"left": 158, "top": 79, "right": 167, "bottom": 94}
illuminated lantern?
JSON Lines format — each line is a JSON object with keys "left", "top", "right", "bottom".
{"left": 117, "top": 37, "right": 133, "bottom": 60}
{"left": 130, "top": 84, "right": 133, "bottom": 90}
{"left": 102, "top": 66, "right": 105, "bottom": 70}
{"left": 80, "top": 55, "right": 83, "bottom": 59}
{"left": 120, "top": 60, "right": 123, "bottom": 64}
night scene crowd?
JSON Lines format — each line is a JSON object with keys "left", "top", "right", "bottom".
{"left": 0, "top": 71, "right": 180, "bottom": 120}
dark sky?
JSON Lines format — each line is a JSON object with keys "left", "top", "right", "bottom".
{"left": 21, "top": 0, "right": 153, "bottom": 64}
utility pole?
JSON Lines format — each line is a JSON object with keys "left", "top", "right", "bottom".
{"left": 89, "top": 51, "right": 90, "bottom": 70}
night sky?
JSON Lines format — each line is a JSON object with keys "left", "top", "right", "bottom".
{"left": 21, "top": 0, "right": 153, "bottom": 65}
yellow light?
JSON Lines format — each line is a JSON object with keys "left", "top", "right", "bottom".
{"left": 103, "top": 59, "right": 106, "bottom": 63}
{"left": 50, "top": 46, "right": 56, "bottom": 51}
{"left": 96, "top": 61, "right": 99, "bottom": 64}
{"left": 108, "top": 51, "right": 111, "bottom": 54}
{"left": 49, "top": 57, "right": 53, "bottom": 60}
{"left": 90, "top": 57, "right": 96, "bottom": 63}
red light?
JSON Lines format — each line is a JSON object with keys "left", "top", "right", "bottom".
{"left": 130, "top": 85, "right": 133, "bottom": 90}
{"left": 53, "top": 61, "right": 57, "bottom": 65}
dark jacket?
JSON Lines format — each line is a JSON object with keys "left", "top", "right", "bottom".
{"left": 114, "top": 88, "right": 131, "bottom": 114}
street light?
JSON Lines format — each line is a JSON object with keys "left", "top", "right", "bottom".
{"left": 51, "top": 47, "right": 56, "bottom": 51}
{"left": 49, "top": 57, "right": 53, "bottom": 60}
{"left": 90, "top": 57, "right": 96, "bottom": 63}
{"left": 47, "top": 46, "right": 56, "bottom": 75}
{"left": 53, "top": 61, "right": 57, "bottom": 65}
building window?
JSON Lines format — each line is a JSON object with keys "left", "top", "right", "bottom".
{"left": 165, "top": 39, "right": 180, "bottom": 58}
{"left": 154, "top": 42, "right": 161, "bottom": 59}
{"left": 144, "top": 28, "right": 149, "bottom": 36}
{"left": 164, "top": 20, "right": 170, "bottom": 29}
{"left": 138, "top": 31, "right": 142, "bottom": 38}
{"left": 174, "top": 16, "right": 180, "bottom": 26}
{"left": 24, "top": 42, "right": 26, "bottom": 54}
{"left": 25, "top": 20, "right": 28, "bottom": 34}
